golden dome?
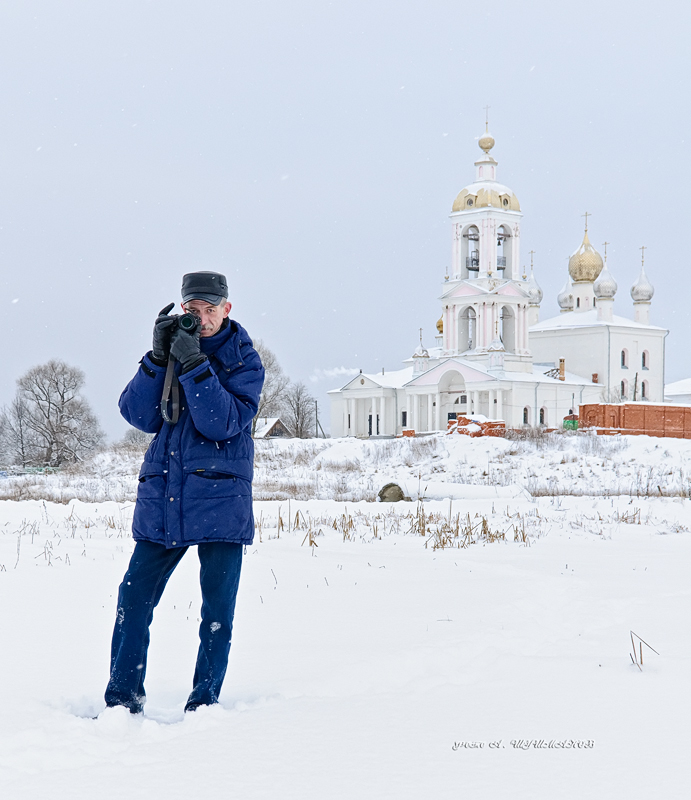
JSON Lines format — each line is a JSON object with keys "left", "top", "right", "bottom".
{"left": 478, "top": 130, "right": 495, "bottom": 154}
{"left": 452, "top": 186, "right": 520, "bottom": 212}
{"left": 436, "top": 315, "right": 443, "bottom": 334}
{"left": 568, "top": 230, "right": 603, "bottom": 283}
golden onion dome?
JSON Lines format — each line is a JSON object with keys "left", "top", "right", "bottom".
{"left": 568, "top": 230, "right": 603, "bottom": 283}
{"left": 436, "top": 315, "right": 444, "bottom": 334}
{"left": 478, "top": 130, "right": 495, "bottom": 154}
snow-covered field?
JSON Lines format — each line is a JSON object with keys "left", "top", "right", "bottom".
{"left": 1, "top": 433, "right": 690, "bottom": 798}
{"left": 5, "top": 429, "right": 691, "bottom": 504}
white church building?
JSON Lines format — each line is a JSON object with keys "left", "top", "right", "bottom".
{"left": 329, "top": 127, "right": 667, "bottom": 437}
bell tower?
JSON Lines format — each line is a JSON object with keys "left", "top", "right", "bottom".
{"left": 440, "top": 122, "right": 537, "bottom": 373}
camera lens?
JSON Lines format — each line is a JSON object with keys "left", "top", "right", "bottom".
{"left": 179, "top": 313, "right": 198, "bottom": 331}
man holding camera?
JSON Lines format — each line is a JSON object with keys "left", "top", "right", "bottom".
{"left": 104, "top": 271, "right": 264, "bottom": 714}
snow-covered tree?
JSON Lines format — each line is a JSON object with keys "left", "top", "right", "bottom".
{"left": 253, "top": 340, "right": 290, "bottom": 435}
{"left": 282, "top": 381, "right": 316, "bottom": 439}
{"left": 0, "top": 360, "right": 104, "bottom": 468}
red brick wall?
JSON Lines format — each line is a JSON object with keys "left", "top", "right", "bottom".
{"left": 579, "top": 403, "right": 691, "bottom": 438}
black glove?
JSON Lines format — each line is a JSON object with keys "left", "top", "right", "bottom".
{"left": 151, "top": 303, "right": 176, "bottom": 364}
{"left": 170, "top": 324, "right": 207, "bottom": 373}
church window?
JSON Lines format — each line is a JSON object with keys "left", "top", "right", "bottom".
{"left": 621, "top": 349, "right": 628, "bottom": 368}
{"left": 642, "top": 380, "right": 649, "bottom": 400}
{"left": 523, "top": 407, "right": 529, "bottom": 425}
{"left": 576, "top": 298, "right": 580, "bottom": 308}
{"left": 466, "top": 198, "right": 474, "bottom": 207}
{"left": 348, "top": 414, "right": 351, "bottom": 429}
{"left": 621, "top": 380, "right": 628, "bottom": 399}
{"left": 460, "top": 394, "right": 467, "bottom": 405}
{"left": 539, "top": 407, "right": 546, "bottom": 426}
{"left": 642, "top": 350, "right": 649, "bottom": 369}
{"left": 503, "top": 198, "right": 509, "bottom": 207}
{"left": 500, "top": 306, "right": 516, "bottom": 352}
{"left": 401, "top": 411, "right": 407, "bottom": 427}
{"left": 459, "top": 307, "right": 476, "bottom": 351}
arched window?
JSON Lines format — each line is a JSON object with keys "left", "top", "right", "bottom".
{"left": 496, "top": 225, "right": 511, "bottom": 274}
{"left": 523, "top": 407, "right": 529, "bottom": 425}
{"left": 641, "top": 380, "right": 648, "bottom": 400}
{"left": 642, "top": 350, "right": 649, "bottom": 370}
{"left": 500, "top": 306, "right": 516, "bottom": 352}
{"left": 621, "top": 349, "right": 628, "bottom": 368}
{"left": 576, "top": 298, "right": 580, "bottom": 308}
{"left": 461, "top": 225, "right": 480, "bottom": 279}
{"left": 458, "top": 307, "right": 476, "bottom": 352}
{"left": 621, "top": 380, "right": 628, "bottom": 399}
{"left": 539, "top": 407, "right": 546, "bottom": 426}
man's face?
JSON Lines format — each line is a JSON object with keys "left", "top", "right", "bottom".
{"left": 182, "top": 299, "right": 232, "bottom": 338}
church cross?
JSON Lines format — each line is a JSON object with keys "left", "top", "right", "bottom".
{"left": 640, "top": 245, "right": 647, "bottom": 266}
{"left": 602, "top": 241, "right": 609, "bottom": 261}
{"left": 582, "top": 211, "right": 591, "bottom": 232}
{"left": 419, "top": 327, "right": 423, "bottom": 346}
{"left": 529, "top": 249, "right": 535, "bottom": 271}
{"left": 483, "top": 105, "right": 491, "bottom": 130}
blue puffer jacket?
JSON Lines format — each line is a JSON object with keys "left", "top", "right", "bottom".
{"left": 119, "top": 319, "right": 264, "bottom": 548}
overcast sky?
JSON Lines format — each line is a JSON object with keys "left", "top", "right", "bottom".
{"left": 1, "top": 0, "right": 688, "bottom": 438}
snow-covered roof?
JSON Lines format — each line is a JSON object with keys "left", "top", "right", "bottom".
{"left": 330, "top": 367, "right": 414, "bottom": 393}
{"left": 665, "top": 378, "right": 691, "bottom": 396}
{"left": 254, "top": 418, "right": 290, "bottom": 439}
{"left": 530, "top": 309, "right": 666, "bottom": 333}
{"left": 331, "top": 357, "right": 598, "bottom": 393}
{"left": 458, "top": 179, "right": 515, "bottom": 196}
{"left": 517, "top": 364, "right": 599, "bottom": 387}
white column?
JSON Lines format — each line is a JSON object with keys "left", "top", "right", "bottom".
{"left": 435, "top": 392, "right": 441, "bottom": 431}
{"left": 427, "top": 394, "right": 434, "bottom": 431}
{"left": 380, "top": 395, "right": 387, "bottom": 435}
{"left": 520, "top": 305, "right": 527, "bottom": 351}
{"left": 496, "top": 389, "right": 503, "bottom": 421}
{"left": 472, "top": 391, "right": 480, "bottom": 417}
{"left": 489, "top": 389, "right": 496, "bottom": 419}
{"left": 411, "top": 394, "right": 419, "bottom": 431}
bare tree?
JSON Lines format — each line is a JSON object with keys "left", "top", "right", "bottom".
{"left": 253, "top": 339, "right": 290, "bottom": 435}
{"left": 0, "top": 396, "right": 33, "bottom": 467}
{"left": 282, "top": 381, "right": 316, "bottom": 439}
{"left": 117, "top": 427, "right": 154, "bottom": 451}
{"left": 0, "top": 360, "right": 105, "bottom": 468}
{"left": 600, "top": 386, "right": 624, "bottom": 403}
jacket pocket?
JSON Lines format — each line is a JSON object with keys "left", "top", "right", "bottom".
{"left": 184, "top": 469, "right": 250, "bottom": 499}
{"left": 133, "top": 467, "right": 167, "bottom": 540}
{"left": 137, "top": 463, "right": 167, "bottom": 499}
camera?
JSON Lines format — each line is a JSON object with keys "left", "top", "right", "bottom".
{"left": 171, "top": 313, "right": 200, "bottom": 334}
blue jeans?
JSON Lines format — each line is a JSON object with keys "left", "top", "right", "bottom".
{"left": 104, "top": 540, "right": 243, "bottom": 713}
